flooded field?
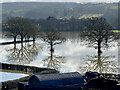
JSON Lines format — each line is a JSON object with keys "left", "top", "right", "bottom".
{"left": 0, "top": 72, "right": 28, "bottom": 82}
{"left": 0, "top": 37, "right": 119, "bottom": 74}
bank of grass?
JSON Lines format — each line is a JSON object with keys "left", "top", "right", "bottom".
{"left": 11, "top": 88, "right": 18, "bottom": 90}
{"left": 11, "top": 88, "right": 17, "bottom": 90}
{"left": 112, "top": 30, "right": 120, "bottom": 33}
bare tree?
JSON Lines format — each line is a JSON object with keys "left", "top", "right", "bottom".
{"left": 40, "top": 30, "right": 65, "bottom": 69}
{"left": 5, "top": 17, "right": 19, "bottom": 42}
{"left": 39, "top": 17, "right": 66, "bottom": 69}
{"left": 81, "top": 17, "right": 113, "bottom": 55}
{"left": 79, "top": 17, "right": 119, "bottom": 73}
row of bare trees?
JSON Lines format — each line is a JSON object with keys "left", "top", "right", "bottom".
{"left": 3, "top": 17, "right": 66, "bottom": 69}
{"left": 3, "top": 17, "right": 39, "bottom": 42}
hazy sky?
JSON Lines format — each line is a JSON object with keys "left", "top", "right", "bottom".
{"left": 1, "top": 0, "right": 120, "bottom": 3}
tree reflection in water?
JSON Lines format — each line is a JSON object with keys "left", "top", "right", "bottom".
{"left": 42, "top": 47, "right": 65, "bottom": 70}
{"left": 40, "top": 31, "right": 66, "bottom": 70}
{"left": 80, "top": 53, "right": 117, "bottom": 73}
{"left": 79, "top": 17, "right": 119, "bottom": 74}
{"left": 6, "top": 41, "right": 42, "bottom": 64}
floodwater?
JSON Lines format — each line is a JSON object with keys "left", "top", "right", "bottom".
{"left": 0, "top": 37, "right": 119, "bottom": 74}
{"left": 0, "top": 72, "right": 28, "bottom": 82}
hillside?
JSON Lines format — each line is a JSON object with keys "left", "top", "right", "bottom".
{"left": 2, "top": 2, "right": 118, "bottom": 28}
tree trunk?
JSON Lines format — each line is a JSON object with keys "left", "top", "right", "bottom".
{"left": 98, "top": 40, "right": 102, "bottom": 54}
{"left": 33, "top": 35, "right": 35, "bottom": 41}
{"left": 14, "top": 36, "right": 16, "bottom": 43}
{"left": 21, "top": 36, "right": 23, "bottom": 43}
{"left": 97, "top": 40, "right": 102, "bottom": 73}
{"left": 50, "top": 49, "right": 53, "bottom": 61}
{"left": 98, "top": 52, "right": 102, "bottom": 73}
{"left": 50, "top": 41, "right": 54, "bottom": 61}
{"left": 28, "top": 37, "right": 30, "bottom": 42}
{"left": 14, "top": 43, "right": 16, "bottom": 49}
{"left": 33, "top": 40, "right": 35, "bottom": 48}
{"left": 25, "top": 36, "right": 27, "bottom": 41}
{"left": 27, "top": 36, "right": 30, "bottom": 44}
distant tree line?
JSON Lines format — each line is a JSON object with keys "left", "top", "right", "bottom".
{"left": 32, "top": 16, "right": 86, "bottom": 32}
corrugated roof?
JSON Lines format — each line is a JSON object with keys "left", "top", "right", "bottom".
{"left": 35, "top": 72, "right": 81, "bottom": 81}
{"left": 29, "top": 72, "right": 84, "bottom": 87}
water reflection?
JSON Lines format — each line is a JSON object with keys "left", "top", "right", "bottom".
{"left": 6, "top": 41, "right": 42, "bottom": 64}
{"left": 0, "top": 37, "right": 118, "bottom": 74}
{"left": 40, "top": 31, "right": 66, "bottom": 70}
{"left": 78, "top": 23, "right": 119, "bottom": 73}
{"left": 42, "top": 47, "right": 65, "bottom": 70}
{"left": 80, "top": 53, "right": 117, "bottom": 73}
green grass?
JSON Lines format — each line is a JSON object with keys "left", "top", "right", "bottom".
{"left": 11, "top": 88, "right": 18, "bottom": 90}
{"left": 112, "top": 30, "right": 120, "bottom": 33}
